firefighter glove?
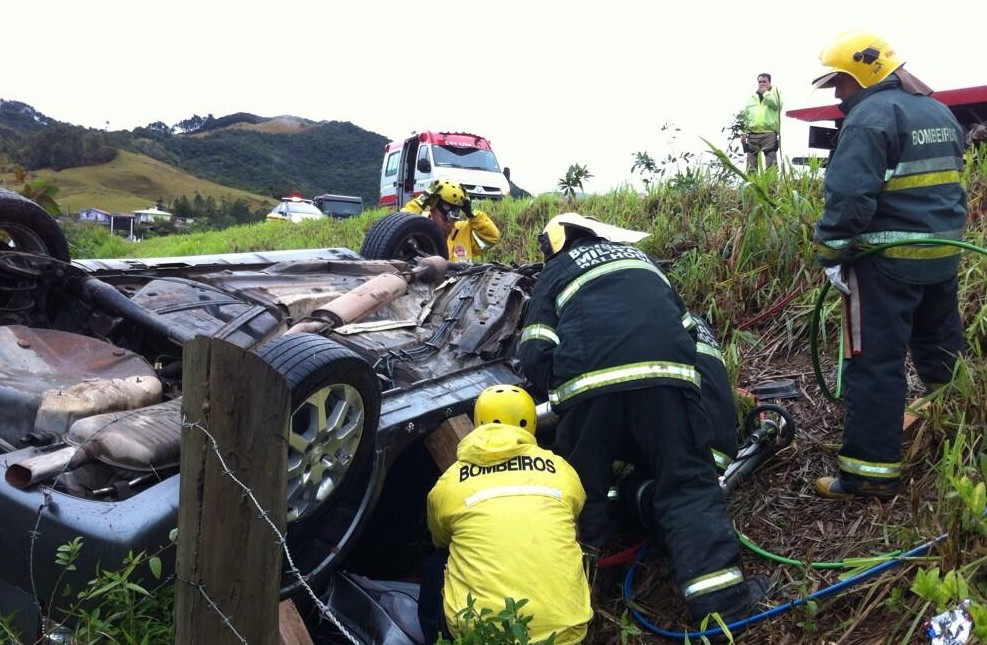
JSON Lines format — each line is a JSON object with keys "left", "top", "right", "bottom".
{"left": 824, "top": 265, "right": 850, "bottom": 295}
{"left": 421, "top": 180, "right": 440, "bottom": 204}
{"left": 462, "top": 198, "right": 474, "bottom": 218}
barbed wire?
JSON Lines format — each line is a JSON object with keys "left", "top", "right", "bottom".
{"left": 180, "top": 415, "right": 359, "bottom": 644}
{"left": 16, "top": 407, "right": 361, "bottom": 644}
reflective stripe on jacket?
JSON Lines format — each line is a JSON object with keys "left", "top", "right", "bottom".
{"left": 518, "top": 238, "right": 699, "bottom": 412}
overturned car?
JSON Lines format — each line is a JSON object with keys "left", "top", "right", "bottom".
{"left": 0, "top": 191, "right": 795, "bottom": 643}
{"left": 0, "top": 190, "right": 538, "bottom": 640}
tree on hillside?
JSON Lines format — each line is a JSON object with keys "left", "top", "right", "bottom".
{"left": 135, "top": 121, "right": 173, "bottom": 138}
{"left": 18, "top": 124, "right": 117, "bottom": 171}
{"left": 175, "top": 114, "right": 215, "bottom": 134}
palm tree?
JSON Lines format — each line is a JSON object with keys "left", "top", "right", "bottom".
{"left": 557, "top": 164, "right": 593, "bottom": 201}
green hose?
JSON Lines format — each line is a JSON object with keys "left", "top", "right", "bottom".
{"left": 737, "top": 530, "right": 904, "bottom": 573}
{"left": 809, "top": 238, "right": 987, "bottom": 402}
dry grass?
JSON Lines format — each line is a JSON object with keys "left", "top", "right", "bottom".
{"left": 0, "top": 150, "right": 274, "bottom": 214}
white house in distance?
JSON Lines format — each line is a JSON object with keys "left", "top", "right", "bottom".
{"left": 133, "top": 207, "right": 173, "bottom": 225}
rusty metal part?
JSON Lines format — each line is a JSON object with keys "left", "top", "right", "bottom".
{"left": 285, "top": 257, "right": 450, "bottom": 335}
{"left": 33, "top": 375, "right": 163, "bottom": 437}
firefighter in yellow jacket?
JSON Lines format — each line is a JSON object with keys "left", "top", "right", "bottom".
{"left": 418, "top": 384, "right": 592, "bottom": 644}
{"left": 401, "top": 179, "right": 501, "bottom": 262}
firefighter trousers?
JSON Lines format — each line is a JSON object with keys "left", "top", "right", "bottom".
{"left": 841, "top": 262, "right": 963, "bottom": 484}
{"left": 555, "top": 387, "right": 746, "bottom": 617}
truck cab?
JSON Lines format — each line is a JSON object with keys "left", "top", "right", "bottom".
{"left": 379, "top": 131, "right": 511, "bottom": 209}
{"left": 787, "top": 84, "right": 987, "bottom": 156}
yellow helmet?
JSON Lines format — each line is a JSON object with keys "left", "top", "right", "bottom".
{"left": 473, "top": 384, "right": 537, "bottom": 434}
{"left": 538, "top": 212, "right": 649, "bottom": 259}
{"left": 812, "top": 30, "right": 904, "bottom": 89}
{"left": 430, "top": 180, "right": 468, "bottom": 208}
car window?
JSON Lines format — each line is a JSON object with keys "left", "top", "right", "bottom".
{"left": 318, "top": 200, "right": 363, "bottom": 216}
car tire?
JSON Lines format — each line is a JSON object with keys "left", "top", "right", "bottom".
{"left": 0, "top": 188, "right": 70, "bottom": 261}
{"left": 252, "top": 333, "right": 384, "bottom": 597}
{"left": 359, "top": 212, "right": 446, "bottom": 261}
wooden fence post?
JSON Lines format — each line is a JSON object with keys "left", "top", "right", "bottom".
{"left": 174, "top": 336, "right": 290, "bottom": 644}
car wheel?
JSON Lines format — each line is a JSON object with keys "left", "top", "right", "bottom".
{"left": 0, "top": 188, "right": 70, "bottom": 262}
{"left": 252, "top": 333, "right": 384, "bottom": 596}
{"left": 359, "top": 212, "right": 447, "bottom": 261}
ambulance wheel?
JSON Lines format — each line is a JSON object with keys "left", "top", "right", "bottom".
{"left": 359, "top": 212, "right": 446, "bottom": 261}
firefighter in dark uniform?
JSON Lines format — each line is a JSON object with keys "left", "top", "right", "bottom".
{"left": 810, "top": 31, "right": 968, "bottom": 499}
{"left": 517, "top": 212, "right": 753, "bottom": 626}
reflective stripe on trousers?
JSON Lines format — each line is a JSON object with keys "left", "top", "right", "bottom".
{"left": 682, "top": 566, "right": 745, "bottom": 600}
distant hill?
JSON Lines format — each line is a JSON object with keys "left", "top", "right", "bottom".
{"left": 127, "top": 115, "right": 388, "bottom": 206}
{"left": 0, "top": 101, "right": 388, "bottom": 212}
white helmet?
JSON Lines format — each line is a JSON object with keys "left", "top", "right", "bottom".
{"left": 538, "top": 213, "right": 649, "bottom": 259}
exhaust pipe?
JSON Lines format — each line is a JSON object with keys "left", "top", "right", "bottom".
{"left": 33, "top": 375, "right": 163, "bottom": 438}
{"left": 7, "top": 398, "right": 183, "bottom": 489}
{"left": 5, "top": 446, "right": 81, "bottom": 489}
{"left": 286, "top": 256, "right": 451, "bottom": 335}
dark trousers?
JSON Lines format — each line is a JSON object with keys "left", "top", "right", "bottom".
{"left": 418, "top": 549, "right": 452, "bottom": 644}
{"left": 555, "top": 387, "right": 744, "bottom": 615}
{"left": 744, "top": 131, "right": 779, "bottom": 172}
{"left": 841, "top": 262, "right": 963, "bottom": 482}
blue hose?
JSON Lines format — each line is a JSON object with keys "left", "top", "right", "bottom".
{"left": 624, "top": 533, "right": 946, "bottom": 640}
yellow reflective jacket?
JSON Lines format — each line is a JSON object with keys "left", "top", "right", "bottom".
{"left": 426, "top": 423, "right": 592, "bottom": 644}
{"left": 400, "top": 196, "right": 500, "bottom": 261}
{"left": 742, "top": 86, "right": 782, "bottom": 134}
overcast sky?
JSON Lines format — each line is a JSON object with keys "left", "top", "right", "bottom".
{"left": 6, "top": 1, "right": 986, "bottom": 196}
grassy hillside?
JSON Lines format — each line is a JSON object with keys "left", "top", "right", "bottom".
{"left": 1, "top": 150, "right": 276, "bottom": 214}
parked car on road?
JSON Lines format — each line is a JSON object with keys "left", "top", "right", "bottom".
{"left": 266, "top": 196, "right": 328, "bottom": 223}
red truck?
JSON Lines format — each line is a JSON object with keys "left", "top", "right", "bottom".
{"left": 786, "top": 84, "right": 987, "bottom": 153}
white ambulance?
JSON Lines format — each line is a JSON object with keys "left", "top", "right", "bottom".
{"left": 378, "top": 131, "right": 512, "bottom": 209}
